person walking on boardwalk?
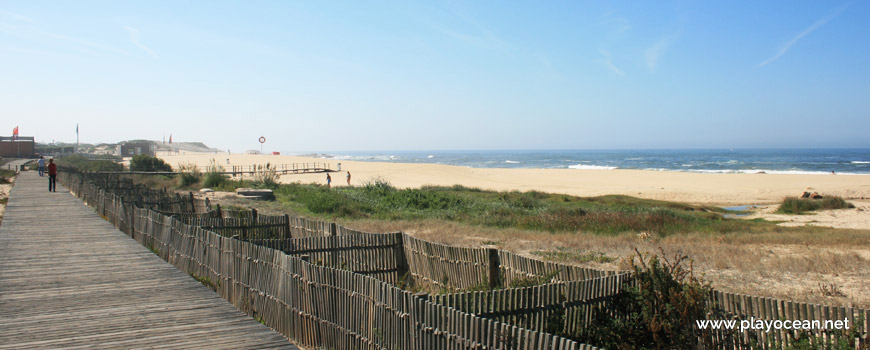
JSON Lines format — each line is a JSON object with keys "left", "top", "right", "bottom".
{"left": 326, "top": 173, "right": 332, "bottom": 188}
{"left": 37, "top": 156, "right": 46, "bottom": 177}
{"left": 47, "top": 158, "right": 57, "bottom": 192}
{"left": 346, "top": 171, "right": 351, "bottom": 186}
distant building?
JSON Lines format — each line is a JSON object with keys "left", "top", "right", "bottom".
{"left": 117, "top": 142, "right": 154, "bottom": 157}
{"left": 0, "top": 136, "right": 35, "bottom": 157}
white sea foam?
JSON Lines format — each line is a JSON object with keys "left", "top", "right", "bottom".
{"left": 852, "top": 161, "right": 870, "bottom": 164}
{"left": 427, "top": 155, "right": 435, "bottom": 158}
{"left": 569, "top": 164, "right": 618, "bottom": 170}
{"left": 332, "top": 155, "right": 398, "bottom": 161}
{"left": 689, "top": 169, "right": 868, "bottom": 175}
{"left": 505, "top": 160, "right": 520, "bottom": 164}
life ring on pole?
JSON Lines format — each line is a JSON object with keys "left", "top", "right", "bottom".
{"left": 259, "top": 136, "right": 266, "bottom": 143}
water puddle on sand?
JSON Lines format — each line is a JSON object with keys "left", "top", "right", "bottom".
{"left": 721, "top": 205, "right": 758, "bottom": 218}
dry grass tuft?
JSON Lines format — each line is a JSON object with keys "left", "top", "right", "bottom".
{"left": 344, "top": 218, "right": 870, "bottom": 308}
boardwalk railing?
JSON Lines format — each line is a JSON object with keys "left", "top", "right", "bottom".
{"left": 59, "top": 171, "right": 869, "bottom": 349}
{"left": 60, "top": 170, "right": 597, "bottom": 350}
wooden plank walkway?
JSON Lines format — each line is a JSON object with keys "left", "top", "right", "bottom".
{"left": 0, "top": 172, "right": 299, "bottom": 349}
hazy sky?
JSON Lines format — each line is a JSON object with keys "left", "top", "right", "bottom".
{"left": 2, "top": 1, "right": 869, "bottom": 152}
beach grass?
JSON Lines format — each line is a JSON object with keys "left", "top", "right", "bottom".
{"left": 129, "top": 170, "right": 870, "bottom": 307}
{"left": 199, "top": 177, "right": 789, "bottom": 236}
{"left": 777, "top": 196, "right": 855, "bottom": 215}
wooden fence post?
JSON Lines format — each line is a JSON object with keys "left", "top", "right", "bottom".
{"left": 329, "top": 222, "right": 337, "bottom": 236}
{"left": 394, "top": 232, "right": 410, "bottom": 282}
{"left": 284, "top": 214, "right": 291, "bottom": 239}
{"left": 488, "top": 248, "right": 502, "bottom": 289}
{"left": 189, "top": 191, "right": 195, "bottom": 213}
{"left": 215, "top": 204, "right": 223, "bottom": 218}
{"left": 127, "top": 200, "right": 134, "bottom": 236}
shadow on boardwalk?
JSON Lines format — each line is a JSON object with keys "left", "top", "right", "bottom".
{"left": 0, "top": 171, "right": 297, "bottom": 349}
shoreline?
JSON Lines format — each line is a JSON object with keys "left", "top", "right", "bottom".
{"left": 157, "top": 152, "right": 870, "bottom": 206}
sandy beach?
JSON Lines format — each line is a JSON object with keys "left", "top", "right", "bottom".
{"left": 156, "top": 152, "right": 870, "bottom": 306}
{"left": 159, "top": 152, "right": 870, "bottom": 206}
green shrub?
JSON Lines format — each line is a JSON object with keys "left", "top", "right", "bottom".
{"left": 777, "top": 196, "right": 855, "bottom": 214}
{"left": 275, "top": 183, "right": 372, "bottom": 217}
{"left": 203, "top": 172, "right": 226, "bottom": 188}
{"left": 177, "top": 162, "right": 201, "bottom": 187}
{"left": 584, "top": 249, "right": 713, "bottom": 349}
{"left": 56, "top": 155, "right": 123, "bottom": 172}
{"left": 130, "top": 154, "right": 172, "bottom": 172}
{"left": 251, "top": 164, "right": 279, "bottom": 188}
{"left": 362, "top": 177, "right": 396, "bottom": 196}
{"left": 203, "top": 159, "right": 228, "bottom": 188}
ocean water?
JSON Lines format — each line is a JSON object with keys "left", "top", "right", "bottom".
{"left": 314, "top": 149, "right": 870, "bottom": 175}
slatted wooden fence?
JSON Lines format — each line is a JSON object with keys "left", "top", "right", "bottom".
{"left": 59, "top": 170, "right": 869, "bottom": 349}
{"left": 498, "top": 252, "right": 616, "bottom": 287}
{"left": 403, "top": 234, "right": 492, "bottom": 293}
{"left": 431, "top": 274, "right": 632, "bottom": 338}
{"left": 702, "top": 290, "right": 869, "bottom": 349}
{"left": 247, "top": 233, "right": 407, "bottom": 285}
{"left": 177, "top": 214, "right": 293, "bottom": 240}
{"left": 59, "top": 170, "right": 598, "bottom": 350}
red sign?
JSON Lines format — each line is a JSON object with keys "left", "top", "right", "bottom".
{"left": 259, "top": 136, "right": 266, "bottom": 143}
{"left": 12, "top": 126, "right": 18, "bottom": 140}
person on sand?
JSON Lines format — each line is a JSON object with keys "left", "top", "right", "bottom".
{"left": 346, "top": 171, "right": 351, "bottom": 186}
{"left": 326, "top": 173, "right": 332, "bottom": 188}
{"left": 47, "top": 159, "right": 57, "bottom": 192}
{"left": 37, "top": 156, "right": 45, "bottom": 177}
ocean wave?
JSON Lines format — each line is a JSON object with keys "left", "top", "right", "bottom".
{"left": 505, "top": 160, "right": 520, "bottom": 164}
{"left": 852, "top": 161, "right": 870, "bottom": 164}
{"left": 569, "top": 164, "right": 618, "bottom": 170}
{"left": 332, "top": 155, "right": 398, "bottom": 161}
{"left": 689, "top": 169, "right": 868, "bottom": 175}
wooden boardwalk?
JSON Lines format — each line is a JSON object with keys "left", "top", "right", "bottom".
{"left": 0, "top": 172, "right": 298, "bottom": 349}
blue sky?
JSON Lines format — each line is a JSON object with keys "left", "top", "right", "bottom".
{"left": 2, "top": 1, "right": 868, "bottom": 152}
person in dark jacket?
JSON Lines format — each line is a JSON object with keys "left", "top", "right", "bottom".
{"left": 48, "top": 159, "right": 58, "bottom": 192}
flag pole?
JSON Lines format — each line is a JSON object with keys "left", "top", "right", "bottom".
{"left": 13, "top": 126, "right": 19, "bottom": 157}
